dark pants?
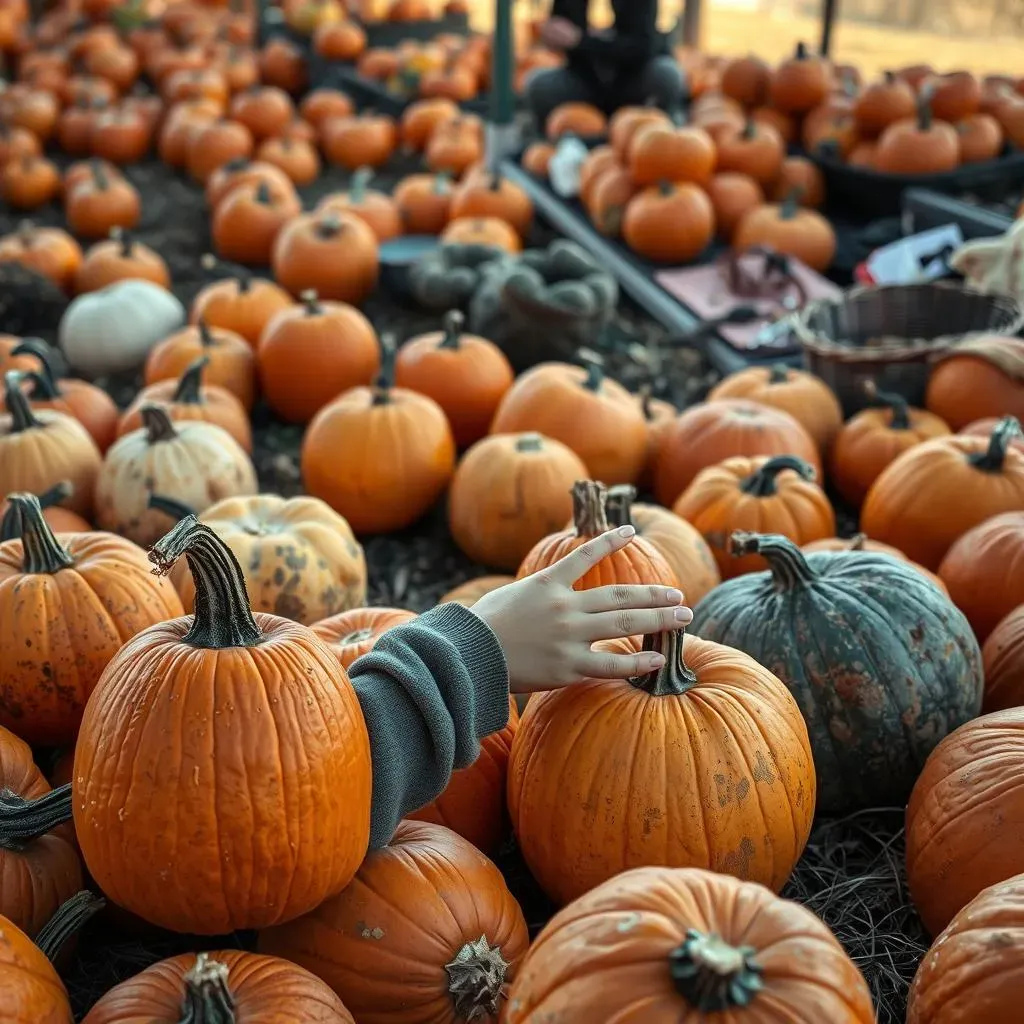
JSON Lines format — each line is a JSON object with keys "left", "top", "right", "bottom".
{"left": 525, "top": 56, "right": 685, "bottom": 131}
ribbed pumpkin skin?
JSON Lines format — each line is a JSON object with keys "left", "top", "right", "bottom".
{"left": 311, "top": 607, "right": 417, "bottom": 669}
{"left": 505, "top": 866, "right": 875, "bottom": 1024}
{"left": 801, "top": 536, "right": 949, "bottom": 594}
{"left": 906, "top": 709, "right": 1024, "bottom": 936}
{"left": 630, "top": 502, "right": 720, "bottom": 606}
{"left": 0, "top": 912, "right": 72, "bottom": 1024}
{"left": 691, "top": 540, "right": 983, "bottom": 814}
{"left": 982, "top": 606, "right": 1024, "bottom": 712}
{"left": 507, "top": 631, "right": 815, "bottom": 906}
{"left": 258, "top": 820, "right": 530, "bottom": 1024}
{"left": 907, "top": 873, "right": 1024, "bottom": 1024}
{"left": 81, "top": 950, "right": 354, "bottom": 1023}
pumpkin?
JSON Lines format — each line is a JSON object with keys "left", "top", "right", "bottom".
{"left": 927, "top": 70, "right": 982, "bottom": 123}
{"left": 0, "top": 482, "right": 90, "bottom": 539}
{"left": 709, "top": 363, "right": 842, "bottom": 455}
{"left": 299, "top": 88, "right": 354, "bottom": 131}
{"left": 862, "top": 416, "right": 1024, "bottom": 569}
{"left": 802, "top": 533, "right": 948, "bottom": 593}
{"left": 691, "top": 531, "right": 982, "bottom": 813}
{"left": 0, "top": 124, "right": 41, "bottom": 166}
{"left": 654, "top": 398, "right": 821, "bottom": 508}
{"left": 587, "top": 165, "right": 637, "bottom": 236}
{"left": 424, "top": 116, "right": 483, "bottom": 177}
{"left": 578, "top": 144, "right": 618, "bottom": 205}
{"left": 117, "top": 357, "right": 252, "bottom": 451}
{"left": 449, "top": 167, "right": 533, "bottom": 238}
{"left": 311, "top": 606, "right": 417, "bottom": 670}
{"left": 80, "top": 950, "right": 355, "bottom": 1024}
{"left": 508, "top": 626, "right": 813, "bottom": 904}
{"left": 73, "top": 515, "right": 372, "bottom": 933}
{"left": 715, "top": 119, "right": 785, "bottom": 186}
{"left": 521, "top": 140, "right": 554, "bottom": 176}
{"left": 0, "top": 375, "right": 101, "bottom": 519}
{"left": 272, "top": 210, "right": 380, "bottom": 305}
{"left": 313, "top": 20, "right": 367, "bottom": 64}
{"left": 926, "top": 335, "right": 1024, "bottom": 429}
{"left": 634, "top": 387, "right": 676, "bottom": 490}
{"left": 149, "top": 493, "right": 367, "bottom": 624}
{"left": 89, "top": 106, "right": 152, "bottom": 166}
{"left": 212, "top": 178, "right": 302, "bottom": 266}
{"left": 733, "top": 192, "right": 837, "bottom": 272}
{"left": 157, "top": 99, "right": 220, "bottom": 168}
{"left": 60, "top": 279, "right": 185, "bottom": 379}
{"left": 440, "top": 576, "right": 513, "bottom": 606}
{"left": 491, "top": 360, "right": 648, "bottom": 485}
{"left": 546, "top": 101, "right": 606, "bottom": 140}
{"left": 399, "top": 96, "right": 459, "bottom": 150}
{"left": 0, "top": 222, "right": 81, "bottom": 293}
{"left": 0, "top": 155, "right": 61, "bottom": 211}
{"left": 721, "top": 54, "right": 772, "bottom": 107}
{"left": 316, "top": 168, "right": 402, "bottom": 243}
{"left": 622, "top": 182, "right": 715, "bottom": 263}
{"left": 205, "top": 157, "right": 295, "bottom": 210}
{"left": 440, "top": 216, "right": 521, "bottom": 253}
{"left": 504, "top": 865, "right": 875, "bottom": 1023}
{"left": 0, "top": 492, "right": 183, "bottom": 745}
{"left": 829, "top": 387, "right": 951, "bottom": 507}
{"left": 853, "top": 71, "right": 916, "bottom": 136}
{"left": 186, "top": 117, "right": 255, "bottom": 185}
{"left": 230, "top": 85, "right": 295, "bottom": 141}
{"left": 938, "top": 511, "right": 1024, "bottom": 643}
{"left": 394, "top": 309, "right": 513, "bottom": 449}
{"left": 771, "top": 155, "right": 826, "bottom": 208}
{"left": 260, "top": 820, "right": 528, "bottom": 1023}
{"left": 0, "top": 723, "right": 81, "bottom": 937}
{"left": 63, "top": 163, "right": 139, "bottom": 242}
{"left": 770, "top": 41, "right": 832, "bottom": 113}
{"left": 321, "top": 113, "right": 397, "bottom": 169}
{"left": 257, "top": 290, "right": 380, "bottom": 424}
{"left": 190, "top": 267, "right": 293, "bottom": 349}
{"left": 73, "top": 229, "right": 170, "bottom": 294}
{"left": 0, "top": 901, "right": 76, "bottom": 1023}
{"left": 983, "top": 606, "right": 1024, "bottom": 712}
{"left": 393, "top": 172, "right": 453, "bottom": 235}
{"left": 956, "top": 111, "right": 1004, "bottom": 163}
{"left": 302, "top": 340, "right": 456, "bottom": 534}
{"left": 874, "top": 94, "right": 960, "bottom": 174}
{"left": 627, "top": 122, "right": 716, "bottom": 188}
{"left": 95, "top": 405, "right": 257, "bottom": 547}
{"left": 674, "top": 455, "right": 836, "bottom": 578}
{"left": 517, "top": 479, "right": 677, "bottom": 590}
{"left": 145, "top": 318, "right": 256, "bottom": 410}
{"left": 705, "top": 172, "right": 764, "bottom": 241}
{"left": 752, "top": 104, "right": 799, "bottom": 144}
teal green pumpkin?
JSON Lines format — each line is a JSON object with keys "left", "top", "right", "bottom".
{"left": 690, "top": 531, "right": 983, "bottom": 813}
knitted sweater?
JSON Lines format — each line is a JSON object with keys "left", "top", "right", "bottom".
{"left": 348, "top": 602, "right": 510, "bottom": 849}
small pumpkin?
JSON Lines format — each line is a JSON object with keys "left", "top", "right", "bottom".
{"left": 627, "top": 122, "right": 717, "bottom": 188}
{"left": 705, "top": 172, "right": 764, "bottom": 241}
{"left": 0, "top": 222, "right": 82, "bottom": 293}
{"left": 313, "top": 19, "right": 367, "bottom": 64}
{"left": 440, "top": 576, "right": 513, "bottom": 606}
{"left": 230, "top": 85, "right": 295, "bottom": 141}
{"left": 587, "top": 165, "right": 637, "bottom": 237}
{"left": 157, "top": 99, "right": 221, "bottom": 168}
{"left": 874, "top": 93, "right": 960, "bottom": 174}
{"left": 1, "top": 155, "right": 61, "bottom": 210}
{"left": 424, "top": 115, "right": 483, "bottom": 177}
{"left": 205, "top": 157, "right": 295, "bottom": 210}
{"left": 321, "top": 113, "right": 397, "bottom": 169}
{"left": 393, "top": 171, "right": 453, "bottom": 235}
{"left": 299, "top": 88, "right": 354, "bottom": 131}
{"left": 635, "top": 386, "right": 676, "bottom": 490}
{"left": 73, "top": 515, "right": 372, "bottom": 933}
{"left": 440, "top": 216, "right": 521, "bottom": 252}
{"left": 715, "top": 118, "right": 785, "bottom": 186}
{"left": 546, "top": 101, "right": 606, "bottom": 140}
{"left": 926, "top": 70, "right": 982, "bottom": 123}
{"left": 400, "top": 96, "right": 459, "bottom": 150}
{"left": 212, "top": 177, "right": 302, "bottom": 266}
{"left": 733, "top": 191, "right": 837, "bottom": 273}
{"left": 852, "top": 71, "right": 917, "bottom": 136}
{"left": 956, "top": 111, "right": 1004, "bottom": 163}
{"left": 982, "top": 606, "right": 1024, "bottom": 713}
{"left": 577, "top": 144, "right": 618, "bottom": 206}
{"left": 63, "top": 161, "right": 140, "bottom": 241}
{"left": 90, "top": 105, "right": 152, "bottom": 166}
{"left": 189, "top": 265, "right": 293, "bottom": 349}
{"left": 449, "top": 167, "right": 533, "bottom": 238}
{"left": 771, "top": 155, "right": 826, "bottom": 208}
{"left": 521, "top": 140, "right": 554, "bottom": 176}
{"left": 257, "top": 289, "right": 380, "bottom": 424}
{"left": 316, "top": 168, "right": 402, "bottom": 243}
{"left": 623, "top": 181, "right": 715, "bottom": 264}
{"left": 926, "top": 334, "right": 1024, "bottom": 429}
{"left": 186, "top": 117, "right": 255, "bottom": 185}
{"left": 721, "top": 54, "right": 772, "bottom": 107}
{"left": 311, "top": 607, "right": 417, "bottom": 670}
{"left": 73, "top": 229, "right": 170, "bottom": 294}
{"left": 770, "top": 41, "right": 832, "bottom": 114}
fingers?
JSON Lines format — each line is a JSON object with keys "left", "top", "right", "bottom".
{"left": 576, "top": 583, "right": 684, "bottom": 612}
{"left": 580, "top": 604, "right": 693, "bottom": 642}
{"left": 576, "top": 648, "right": 667, "bottom": 680}
{"left": 547, "top": 527, "right": 636, "bottom": 586}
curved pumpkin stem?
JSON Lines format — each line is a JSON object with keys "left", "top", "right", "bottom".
{"left": 739, "top": 455, "right": 815, "bottom": 497}
{"left": 150, "top": 516, "right": 264, "bottom": 649}
{"left": 438, "top": 309, "right": 464, "bottom": 350}
{"left": 11, "top": 339, "right": 66, "bottom": 399}
{"left": 36, "top": 890, "right": 105, "bottom": 965}
{"left": 969, "top": 415, "right": 1022, "bottom": 472}
{"left": 864, "top": 382, "right": 911, "bottom": 430}
{"left": 172, "top": 357, "right": 210, "bottom": 406}
{"left": 3, "top": 371, "right": 43, "bottom": 434}
{"left": 141, "top": 403, "right": 180, "bottom": 444}
{"left": 669, "top": 928, "right": 764, "bottom": 1011}
{"left": 604, "top": 483, "right": 636, "bottom": 529}
{"left": 148, "top": 492, "right": 197, "bottom": 522}
{"left": 445, "top": 935, "right": 510, "bottom": 1021}
{"left": 846, "top": 532, "right": 867, "bottom": 551}
{"left": 0, "top": 481, "right": 73, "bottom": 543}
{"left": 5, "top": 493, "right": 74, "bottom": 574}
{"left": 578, "top": 353, "right": 604, "bottom": 393}
{"left": 197, "top": 318, "right": 217, "bottom": 349}
{"left": 767, "top": 364, "right": 789, "bottom": 384}
{"left": 349, "top": 167, "right": 373, "bottom": 203}
{"left": 630, "top": 628, "right": 698, "bottom": 696}
{"left": 180, "top": 953, "right": 236, "bottom": 1024}
{"left": 729, "top": 531, "right": 817, "bottom": 587}
{"left": 571, "top": 479, "right": 609, "bottom": 537}
{"left": 0, "top": 784, "right": 73, "bottom": 851}
{"left": 372, "top": 334, "right": 397, "bottom": 407}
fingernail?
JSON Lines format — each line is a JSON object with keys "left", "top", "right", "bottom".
{"left": 667, "top": 588, "right": 683, "bottom": 603}
{"left": 617, "top": 525, "right": 635, "bottom": 538}
{"left": 674, "top": 606, "right": 692, "bottom": 622}
{"left": 648, "top": 653, "right": 666, "bottom": 669}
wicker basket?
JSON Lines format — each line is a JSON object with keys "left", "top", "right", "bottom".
{"left": 793, "top": 282, "right": 1024, "bottom": 416}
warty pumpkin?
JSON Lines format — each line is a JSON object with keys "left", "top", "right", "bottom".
{"left": 802, "top": 532, "right": 948, "bottom": 593}
{"left": 448, "top": 432, "right": 586, "bottom": 571}
{"left": 490, "top": 360, "right": 648, "bottom": 485}
{"left": 925, "top": 334, "right": 1024, "bottom": 429}
{"left": 0, "top": 492, "right": 183, "bottom": 746}
{"left": 73, "top": 228, "right": 170, "bottom": 294}
{"left": 73, "top": 516, "right": 373, "bottom": 933}
{"left": 691, "top": 531, "right": 983, "bottom": 813}
{"left": 509, "top": 626, "right": 814, "bottom": 905}
{"left": 317, "top": 168, "right": 402, "bottom": 243}
{"left": 673, "top": 455, "right": 836, "bottom": 578}
{"left": 259, "top": 819, "right": 529, "bottom": 1024}
{"left": 504, "top": 865, "right": 874, "bottom": 1023}
{"left": 906, "top": 707, "right": 1024, "bottom": 936}
{"left": 190, "top": 265, "right": 293, "bottom": 349}
{"left": 311, "top": 606, "right": 417, "bottom": 669}
{"left": 982, "top": 606, "right": 1024, "bottom": 713}
{"left": 861, "top": 415, "right": 1024, "bottom": 569}
{"left": 440, "top": 575, "right": 513, "bottom": 607}
{"left": 654, "top": 397, "right": 822, "bottom": 508}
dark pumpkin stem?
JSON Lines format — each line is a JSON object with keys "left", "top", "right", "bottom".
{"left": 631, "top": 628, "right": 698, "bottom": 696}
{"left": 768, "top": 364, "right": 789, "bottom": 384}
{"left": 969, "top": 416, "right": 1022, "bottom": 472}
{"left": 669, "top": 928, "right": 764, "bottom": 1011}
{"left": 515, "top": 432, "right": 543, "bottom": 453}
{"left": 179, "top": 953, "right": 236, "bottom": 1024}
{"left": 445, "top": 936, "right": 510, "bottom": 1021}
{"left": 141, "top": 404, "right": 179, "bottom": 444}
{"left": 916, "top": 87, "right": 934, "bottom": 132}
{"left": 110, "top": 226, "right": 133, "bottom": 257}
{"left": 253, "top": 180, "right": 271, "bottom": 205}
{"left": 315, "top": 212, "right": 343, "bottom": 239}
{"left": 36, "top": 891, "right": 105, "bottom": 965}
{"left": 571, "top": 480, "right": 609, "bottom": 537}
{"left": 739, "top": 455, "right": 815, "bottom": 496}
{"left": 16, "top": 368, "right": 60, "bottom": 402}
{"left": 0, "top": 784, "right": 73, "bottom": 850}
{"left": 866, "top": 384, "right": 911, "bottom": 429}
{"left": 172, "top": 357, "right": 209, "bottom": 406}
{"left": 12, "top": 338, "right": 64, "bottom": 395}
{"left": 604, "top": 484, "right": 636, "bottom": 529}
{"left": 197, "top": 319, "right": 216, "bottom": 348}
{"left": 741, "top": 118, "right": 756, "bottom": 141}
{"left": 149, "top": 516, "right": 264, "bottom": 649}
{"left": 3, "top": 372, "right": 43, "bottom": 433}
{"left": 579, "top": 355, "right": 604, "bottom": 392}
{"left": 349, "top": 166, "right": 373, "bottom": 202}
{"left": 91, "top": 158, "right": 110, "bottom": 190}
{"left": 729, "top": 531, "right": 816, "bottom": 587}
{"left": 794, "top": 40, "right": 808, "bottom": 59}
{"left": 658, "top": 179, "right": 675, "bottom": 196}
{"left": 300, "top": 289, "right": 321, "bottom": 315}
{"left": 5, "top": 493, "right": 74, "bottom": 573}
{"left": 372, "top": 334, "right": 397, "bottom": 406}
{"left": 148, "top": 493, "right": 197, "bottom": 521}
{"left": 779, "top": 188, "right": 802, "bottom": 219}
{"left": 638, "top": 384, "right": 655, "bottom": 421}
{"left": 439, "top": 309, "right": 463, "bottom": 350}
{"left": 0, "top": 481, "right": 73, "bottom": 543}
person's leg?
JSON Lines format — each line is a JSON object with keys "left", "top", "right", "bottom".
{"left": 524, "top": 67, "right": 603, "bottom": 131}
{"left": 619, "top": 55, "right": 687, "bottom": 111}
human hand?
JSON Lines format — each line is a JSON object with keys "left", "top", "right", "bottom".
{"left": 470, "top": 526, "right": 692, "bottom": 693}
{"left": 539, "top": 16, "right": 583, "bottom": 51}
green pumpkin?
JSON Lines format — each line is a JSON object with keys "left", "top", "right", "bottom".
{"left": 690, "top": 531, "right": 983, "bottom": 813}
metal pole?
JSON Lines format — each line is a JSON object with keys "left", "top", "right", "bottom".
{"left": 486, "top": 0, "right": 518, "bottom": 169}
{"left": 680, "top": 0, "right": 703, "bottom": 48}
{"left": 820, "top": 0, "right": 839, "bottom": 56}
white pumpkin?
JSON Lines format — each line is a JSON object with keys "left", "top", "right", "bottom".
{"left": 95, "top": 403, "right": 258, "bottom": 546}
{"left": 59, "top": 280, "right": 185, "bottom": 378}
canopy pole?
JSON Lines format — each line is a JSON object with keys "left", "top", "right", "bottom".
{"left": 820, "top": 0, "right": 839, "bottom": 56}
{"left": 486, "top": 0, "right": 519, "bottom": 170}
{"left": 680, "top": 0, "right": 703, "bottom": 48}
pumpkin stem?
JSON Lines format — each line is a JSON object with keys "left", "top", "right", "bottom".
{"left": 12, "top": 337, "right": 63, "bottom": 391}
{"left": 432, "top": 171, "right": 452, "bottom": 194}
{"left": 253, "top": 180, "right": 271, "bottom": 205}
{"left": 197, "top": 318, "right": 216, "bottom": 348}
{"left": 658, "top": 179, "right": 675, "bottom": 196}
{"left": 5, "top": 493, "right": 75, "bottom": 573}
{"left": 439, "top": 309, "right": 463, "bottom": 349}
{"left": 579, "top": 354, "right": 604, "bottom": 392}
{"left": 445, "top": 935, "right": 510, "bottom": 1021}
{"left": 630, "top": 628, "right": 698, "bottom": 696}
{"left": 300, "top": 289, "right": 321, "bottom": 315}
{"left": 767, "top": 364, "right": 789, "bottom": 384}
{"left": 669, "top": 928, "right": 764, "bottom": 1011}
{"left": 968, "top": 415, "right": 1022, "bottom": 472}
{"left": 90, "top": 157, "right": 110, "bottom": 191}
{"left": 779, "top": 188, "right": 802, "bottom": 219}
{"left": 846, "top": 532, "right": 867, "bottom": 550}
{"left": 110, "top": 226, "right": 133, "bottom": 257}
{"left": 15, "top": 368, "right": 61, "bottom": 404}
{"left": 17, "top": 219, "right": 36, "bottom": 247}
{"left": 349, "top": 166, "right": 373, "bottom": 202}
{"left": 36, "top": 890, "right": 105, "bottom": 965}
{"left": 141, "top": 403, "right": 180, "bottom": 444}
{"left": 604, "top": 483, "right": 636, "bottom": 529}
{"left": 172, "top": 357, "right": 209, "bottom": 406}
{"left": 864, "top": 382, "right": 911, "bottom": 429}
{"left": 0, "top": 481, "right": 73, "bottom": 543}
{"left": 372, "top": 334, "right": 397, "bottom": 406}
{"left": 0, "top": 784, "right": 73, "bottom": 850}
{"left": 794, "top": 40, "right": 808, "bottom": 59}
{"left": 3, "top": 371, "right": 44, "bottom": 433}
{"left": 741, "top": 118, "right": 756, "bottom": 141}
{"left": 916, "top": 86, "right": 935, "bottom": 132}
{"left": 149, "top": 516, "right": 264, "bottom": 649}
{"left": 315, "top": 211, "right": 344, "bottom": 239}
{"left": 515, "top": 432, "right": 544, "bottom": 453}
{"left": 179, "top": 953, "right": 237, "bottom": 1024}
{"left": 637, "top": 384, "right": 655, "bottom": 421}
{"left": 739, "top": 455, "right": 815, "bottom": 496}
{"left": 571, "top": 479, "right": 609, "bottom": 537}
{"left": 148, "top": 492, "right": 197, "bottom": 521}
{"left": 729, "top": 531, "right": 817, "bottom": 587}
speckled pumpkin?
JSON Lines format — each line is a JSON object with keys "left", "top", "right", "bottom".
{"left": 691, "top": 532, "right": 983, "bottom": 814}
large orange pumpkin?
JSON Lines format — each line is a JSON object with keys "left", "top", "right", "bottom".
{"left": 311, "top": 606, "right": 417, "bottom": 670}
{"left": 627, "top": 122, "right": 716, "bottom": 188}
{"left": 0, "top": 902, "right": 76, "bottom": 1023}
{"left": 622, "top": 181, "right": 715, "bottom": 263}
{"left": 733, "top": 194, "right": 837, "bottom": 273}
{"left": 508, "top": 627, "right": 815, "bottom": 905}
{"left": 982, "top": 606, "right": 1024, "bottom": 713}
{"left": 448, "top": 167, "right": 533, "bottom": 238}
{"left": 926, "top": 335, "right": 1024, "bottom": 429}
{"left": 73, "top": 516, "right": 372, "bottom": 934}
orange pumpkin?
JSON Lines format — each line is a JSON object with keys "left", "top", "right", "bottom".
{"left": 715, "top": 118, "right": 785, "bottom": 186}
{"left": 230, "top": 85, "right": 295, "bottom": 141}
{"left": 0, "top": 900, "right": 77, "bottom": 1022}
{"left": 440, "top": 216, "right": 521, "bottom": 253}
{"left": 801, "top": 533, "right": 948, "bottom": 593}
{"left": 622, "top": 181, "right": 715, "bottom": 264}
{"left": 982, "top": 606, "right": 1024, "bottom": 713}
{"left": 311, "top": 606, "right": 417, "bottom": 670}
{"left": 721, "top": 54, "right": 772, "bottom": 107}
{"left": 299, "top": 88, "right": 355, "bottom": 131}
{"left": 189, "top": 267, "right": 293, "bottom": 349}
{"left": 1, "top": 155, "right": 61, "bottom": 210}
{"left": 771, "top": 155, "right": 826, "bottom": 208}
{"left": 927, "top": 70, "right": 982, "bottom": 123}
{"left": 73, "top": 229, "right": 170, "bottom": 293}
{"left": 424, "top": 114, "right": 483, "bottom": 177}
{"left": 734, "top": 193, "right": 837, "bottom": 272}
{"left": 317, "top": 169, "right": 403, "bottom": 243}
{"left": 449, "top": 167, "right": 533, "bottom": 238}
{"left": 956, "top": 112, "right": 1004, "bottom": 163}
{"left": 0, "top": 482, "right": 91, "bottom": 539}
{"left": 64, "top": 161, "right": 140, "bottom": 241}
{"left": 400, "top": 96, "right": 459, "bottom": 151}
{"left": 392, "top": 171, "right": 453, "bottom": 235}
{"left": 256, "top": 135, "right": 320, "bottom": 186}
{"left": 521, "top": 140, "right": 554, "bottom": 176}
{"left": 211, "top": 177, "right": 301, "bottom": 266}
{"left": 185, "top": 117, "right": 255, "bottom": 185}
{"left": 852, "top": 71, "right": 916, "bottom": 136}
{"left": 313, "top": 18, "right": 367, "bottom": 62}
{"left": 587, "top": 164, "right": 637, "bottom": 237}
{"left": 0, "top": 222, "right": 82, "bottom": 292}
{"left": 770, "top": 41, "right": 832, "bottom": 114}
{"left": 627, "top": 122, "right": 716, "bottom": 188}
{"left": 546, "top": 101, "right": 606, "bottom": 140}
{"left": 874, "top": 96, "right": 960, "bottom": 174}
{"left": 578, "top": 144, "right": 618, "bottom": 207}
{"left": 705, "top": 172, "right": 764, "bottom": 241}
{"left": 205, "top": 157, "right": 295, "bottom": 210}
{"left": 926, "top": 335, "right": 1024, "bottom": 429}
{"left": 321, "top": 113, "right": 397, "bottom": 169}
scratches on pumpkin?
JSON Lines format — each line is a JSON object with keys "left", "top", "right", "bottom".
{"left": 356, "top": 921, "right": 385, "bottom": 940}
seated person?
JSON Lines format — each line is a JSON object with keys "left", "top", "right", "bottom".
{"left": 525, "top": 0, "right": 686, "bottom": 131}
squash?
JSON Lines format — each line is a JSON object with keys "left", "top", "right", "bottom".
{"left": 408, "top": 241, "right": 504, "bottom": 311}
{"left": 673, "top": 455, "right": 836, "bottom": 578}
{"left": 317, "top": 168, "right": 402, "bottom": 243}
{"left": 440, "top": 576, "right": 513, "bottom": 607}
{"left": 230, "top": 85, "right": 295, "bottom": 141}
{"left": 771, "top": 155, "right": 826, "bottom": 207}
{"left": 73, "top": 516, "right": 372, "bottom": 933}
{"left": 205, "top": 157, "right": 295, "bottom": 210}
{"left": 185, "top": 117, "right": 255, "bottom": 186}
{"left": 852, "top": 71, "right": 917, "bottom": 136}
{"left": 875, "top": 94, "right": 960, "bottom": 174}
{"left": 299, "top": 88, "right": 355, "bottom": 130}
{"left": 733, "top": 192, "right": 837, "bottom": 273}
{"left": 311, "top": 606, "right": 417, "bottom": 669}
{"left": 770, "top": 41, "right": 832, "bottom": 114}
{"left": 64, "top": 161, "right": 141, "bottom": 241}
{"left": 256, "top": 135, "right": 320, "bottom": 186}
{"left": 0, "top": 492, "right": 183, "bottom": 745}
{"left": 631, "top": 119, "right": 717, "bottom": 187}
{"left": 505, "top": 866, "right": 874, "bottom": 1023}
{"left": 802, "top": 533, "right": 948, "bottom": 593}
{"left": 982, "top": 606, "right": 1024, "bottom": 713}
{"left": 73, "top": 230, "right": 171, "bottom": 294}
{"left": 59, "top": 278, "right": 185, "bottom": 379}
{"left": 622, "top": 182, "right": 715, "bottom": 263}
{"left": 926, "top": 335, "right": 1024, "bottom": 429}
{"left": 400, "top": 97, "right": 459, "bottom": 151}
{"left": 691, "top": 531, "right": 982, "bottom": 813}
{"left": 393, "top": 171, "right": 454, "bottom": 235}
{"left": 449, "top": 167, "right": 533, "bottom": 238}
{"left": 715, "top": 118, "right": 785, "bottom": 186}
{"left": 190, "top": 267, "right": 293, "bottom": 349}
{"left": 508, "top": 626, "right": 814, "bottom": 904}
{"left": 259, "top": 820, "right": 529, "bottom": 1023}
{"left": 705, "top": 171, "right": 764, "bottom": 241}
{"left": 320, "top": 113, "right": 396, "bottom": 170}
{"left": 441, "top": 216, "right": 521, "bottom": 253}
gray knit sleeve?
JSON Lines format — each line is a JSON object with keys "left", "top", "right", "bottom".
{"left": 348, "top": 602, "right": 510, "bottom": 849}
